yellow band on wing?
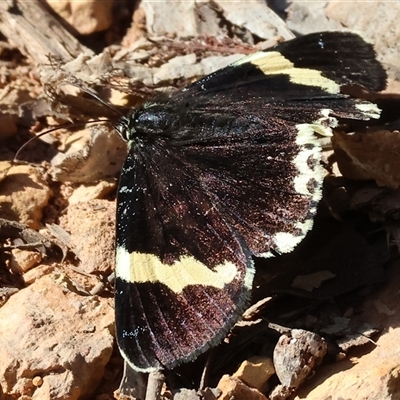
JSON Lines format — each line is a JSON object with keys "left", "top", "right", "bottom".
{"left": 116, "top": 247, "right": 242, "bottom": 293}
{"left": 234, "top": 51, "right": 340, "bottom": 94}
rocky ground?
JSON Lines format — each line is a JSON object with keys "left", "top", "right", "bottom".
{"left": 0, "top": 1, "right": 400, "bottom": 400}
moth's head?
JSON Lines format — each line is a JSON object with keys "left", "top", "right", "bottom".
{"left": 115, "top": 102, "right": 181, "bottom": 143}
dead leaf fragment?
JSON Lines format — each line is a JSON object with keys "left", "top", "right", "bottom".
{"left": 332, "top": 130, "right": 400, "bottom": 189}
{"left": 291, "top": 271, "right": 336, "bottom": 292}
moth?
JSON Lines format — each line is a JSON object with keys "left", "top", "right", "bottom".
{"left": 114, "top": 31, "right": 387, "bottom": 372}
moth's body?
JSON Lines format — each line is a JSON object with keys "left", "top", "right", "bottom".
{"left": 114, "top": 31, "right": 387, "bottom": 372}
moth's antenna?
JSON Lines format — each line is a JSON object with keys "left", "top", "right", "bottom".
{"left": 14, "top": 76, "right": 129, "bottom": 165}
{"left": 58, "top": 81, "right": 125, "bottom": 118}
{"left": 15, "top": 80, "right": 126, "bottom": 162}
{"left": 14, "top": 119, "right": 112, "bottom": 163}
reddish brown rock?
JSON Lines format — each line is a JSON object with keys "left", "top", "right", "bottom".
{"left": 68, "top": 181, "right": 117, "bottom": 205}
{"left": 217, "top": 374, "right": 269, "bottom": 400}
{"left": 0, "top": 274, "right": 114, "bottom": 400}
{"left": 0, "top": 164, "right": 52, "bottom": 229}
{"left": 233, "top": 356, "right": 275, "bottom": 392}
{"left": 47, "top": 0, "right": 115, "bottom": 34}
{"left": 23, "top": 264, "right": 56, "bottom": 285}
{"left": 10, "top": 248, "right": 42, "bottom": 274}
{"left": 60, "top": 199, "right": 115, "bottom": 274}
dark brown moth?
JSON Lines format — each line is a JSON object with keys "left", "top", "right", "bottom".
{"left": 114, "top": 31, "right": 387, "bottom": 372}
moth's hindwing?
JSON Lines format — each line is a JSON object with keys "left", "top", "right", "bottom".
{"left": 115, "top": 31, "right": 387, "bottom": 372}
{"left": 116, "top": 149, "right": 254, "bottom": 371}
